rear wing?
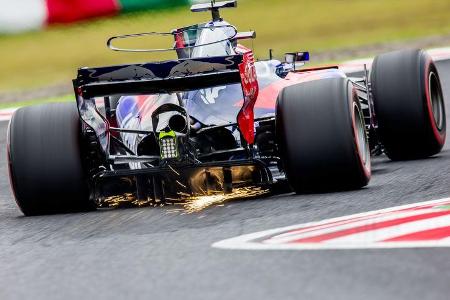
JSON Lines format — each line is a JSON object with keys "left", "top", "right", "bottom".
{"left": 74, "top": 55, "right": 243, "bottom": 99}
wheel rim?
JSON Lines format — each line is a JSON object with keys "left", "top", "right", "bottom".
{"left": 354, "top": 102, "right": 370, "bottom": 169}
{"left": 428, "top": 72, "right": 445, "bottom": 131}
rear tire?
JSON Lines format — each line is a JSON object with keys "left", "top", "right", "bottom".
{"left": 7, "top": 102, "right": 93, "bottom": 216}
{"left": 276, "top": 77, "right": 371, "bottom": 192}
{"left": 370, "top": 49, "right": 446, "bottom": 160}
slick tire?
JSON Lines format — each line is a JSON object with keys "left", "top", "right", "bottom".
{"left": 7, "top": 102, "right": 94, "bottom": 216}
{"left": 276, "top": 77, "right": 371, "bottom": 193}
{"left": 370, "top": 49, "right": 446, "bottom": 160}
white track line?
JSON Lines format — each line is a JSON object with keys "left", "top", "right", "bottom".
{"left": 339, "top": 46, "right": 450, "bottom": 73}
{"left": 0, "top": 108, "right": 18, "bottom": 121}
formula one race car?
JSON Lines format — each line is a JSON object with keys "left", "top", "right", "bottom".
{"left": 8, "top": 0, "right": 446, "bottom": 215}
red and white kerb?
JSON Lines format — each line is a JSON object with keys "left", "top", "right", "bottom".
{"left": 213, "top": 197, "right": 450, "bottom": 250}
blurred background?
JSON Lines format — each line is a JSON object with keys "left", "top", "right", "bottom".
{"left": 0, "top": 0, "right": 449, "bottom": 105}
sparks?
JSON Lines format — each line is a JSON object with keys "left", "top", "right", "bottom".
{"left": 175, "top": 187, "right": 269, "bottom": 214}
{"left": 101, "top": 187, "right": 269, "bottom": 213}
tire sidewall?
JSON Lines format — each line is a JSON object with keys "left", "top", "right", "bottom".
{"left": 348, "top": 83, "right": 371, "bottom": 180}
{"left": 422, "top": 53, "right": 446, "bottom": 147}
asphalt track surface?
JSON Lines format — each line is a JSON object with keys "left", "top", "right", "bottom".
{"left": 1, "top": 60, "right": 450, "bottom": 300}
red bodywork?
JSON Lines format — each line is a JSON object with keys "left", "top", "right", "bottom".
{"left": 237, "top": 45, "right": 259, "bottom": 145}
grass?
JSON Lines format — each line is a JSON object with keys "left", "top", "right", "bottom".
{"left": 0, "top": 0, "right": 449, "bottom": 93}
{"left": 0, "top": 94, "right": 73, "bottom": 109}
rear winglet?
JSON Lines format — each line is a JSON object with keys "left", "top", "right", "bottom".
{"left": 191, "top": 0, "right": 237, "bottom": 21}
{"left": 191, "top": 0, "right": 237, "bottom": 12}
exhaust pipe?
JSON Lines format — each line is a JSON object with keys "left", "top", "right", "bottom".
{"left": 168, "top": 114, "right": 187, "bottom": 133}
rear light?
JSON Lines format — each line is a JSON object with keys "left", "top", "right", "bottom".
{"left": 159, "top": 130, "right": 179, "bottom": 159}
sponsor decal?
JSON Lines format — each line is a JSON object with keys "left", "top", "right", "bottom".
{"left": 89, "top": 65, "right": 158, "bottom": 81}
{"left": 199, "top": 86, "right": 227, "bottom": 104}
{"left": 213, "top": 197, "right": 450, "bottom": 250}
{"left": 168, "top": 59, "right": 234, "bottom": 77}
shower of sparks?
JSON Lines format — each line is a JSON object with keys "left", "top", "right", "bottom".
{"left": 101, "top": 193, "right": 158, "bottom": 208}
{"left": 100, "top": 186, "right": 269, "bottom": 213}
{"left": 170, "top": 187, "right": 269, "bottom": 214}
